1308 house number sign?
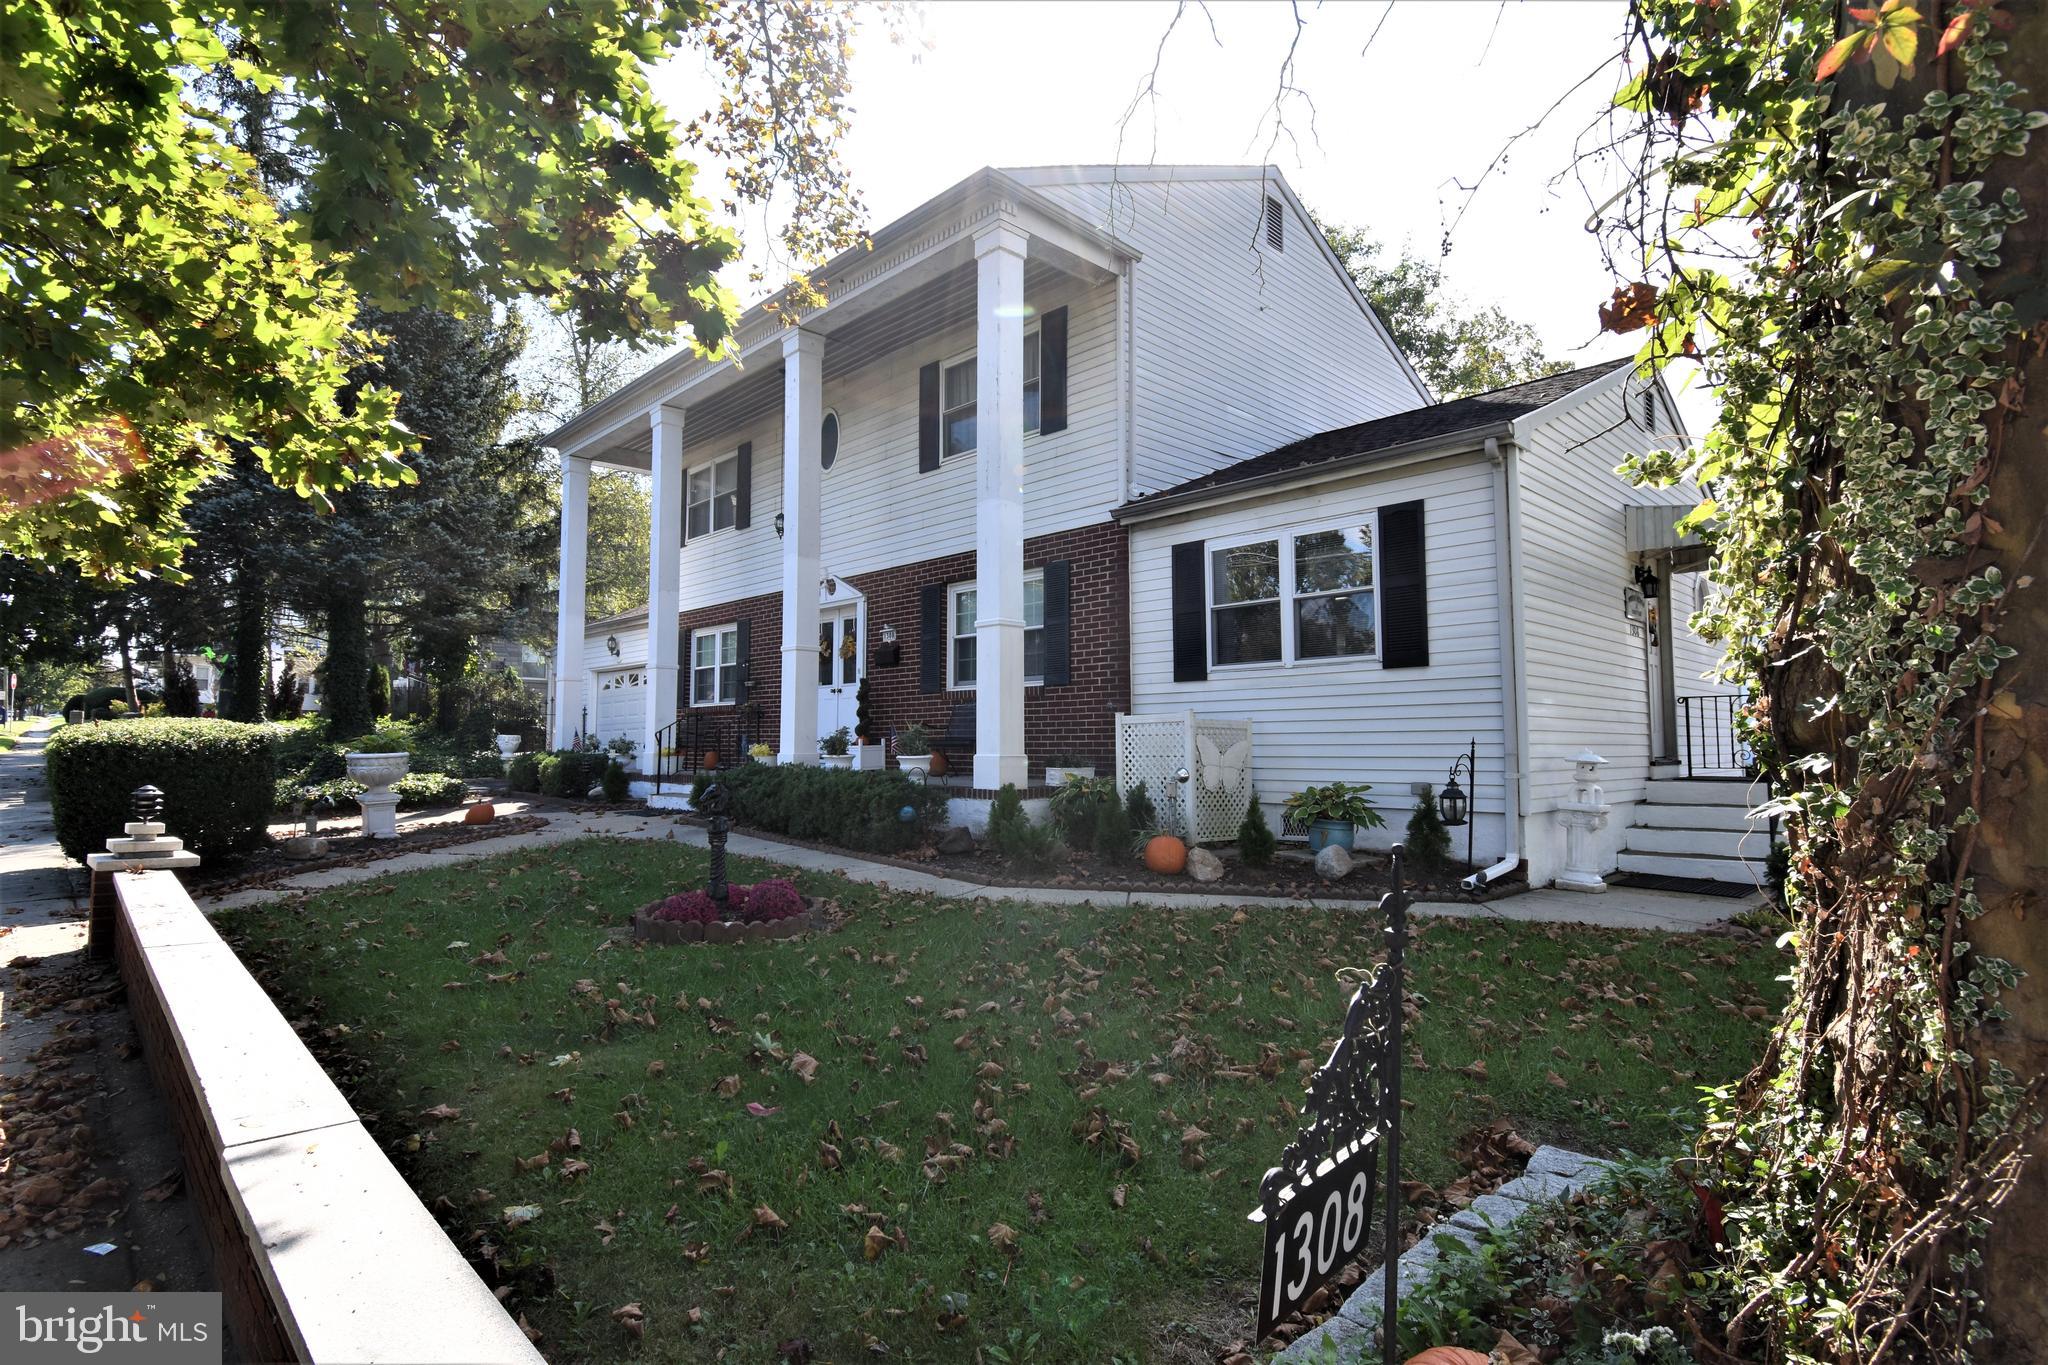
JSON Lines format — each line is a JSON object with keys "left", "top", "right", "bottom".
{"left": 1248, "top": 848, "right": 1410, "bottom": 1358}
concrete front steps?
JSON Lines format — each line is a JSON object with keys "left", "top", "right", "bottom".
{"left": 1619, "top": 778, "right": 1772, "bottom": 886}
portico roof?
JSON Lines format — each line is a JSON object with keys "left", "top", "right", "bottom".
{"left": 544, "top": 166, "right": 1141, "bottom": 469}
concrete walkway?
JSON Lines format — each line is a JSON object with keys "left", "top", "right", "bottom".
{"left": 199, "top": 801, "right": 1749, "bottom": 932}
{"left": 0, "top": 720, "right": 221, "bottom": 1310}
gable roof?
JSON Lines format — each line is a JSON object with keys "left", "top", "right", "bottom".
{"left": 1113, "top": 359, "right": 1635, "bottom": 519}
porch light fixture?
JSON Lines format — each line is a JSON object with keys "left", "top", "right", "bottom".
{"left": 774, "top": 512, "right": 785, "bottom": 539}
{"left": 880, "top": 624, "right": 897, "bottom": 644}
{"left": 606, "top": 635, "right": 621, "bottom": 658}
{"left": 1437, "top": 738, "right": 1478, "bottom": 868}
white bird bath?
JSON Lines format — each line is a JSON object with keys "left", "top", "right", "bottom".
{"left": 345, "top": 751, "right": 410, "bottom": 839}
{"left": 495, "top": 734, "right": 521, "bottom": 759}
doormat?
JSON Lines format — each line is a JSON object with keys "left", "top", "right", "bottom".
{"left": 1608, "top": 872, "right": 1758, "bottom": 899}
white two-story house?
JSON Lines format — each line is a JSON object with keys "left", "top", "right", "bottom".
{"left": 544, "top": 165, "right": 1760, "bottom": 890}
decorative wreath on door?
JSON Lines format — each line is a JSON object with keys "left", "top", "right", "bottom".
{"left": 839, "top": 635, "right": 856, "bottom": 660}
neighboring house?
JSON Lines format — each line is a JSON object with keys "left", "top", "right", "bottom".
{"left": 545, "top": 164, "right": 1757, "bottom": 888}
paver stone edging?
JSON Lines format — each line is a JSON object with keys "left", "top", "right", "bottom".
{"left": 108, "top": 868, "right": 544, "bottom": 1365}
{"left": 1277, "top": 1146, "right": 1614, "bottom": 1362}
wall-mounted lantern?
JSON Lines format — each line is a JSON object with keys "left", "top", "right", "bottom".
{"left": 606, "top": 635, "right": 621, "bottom": 658}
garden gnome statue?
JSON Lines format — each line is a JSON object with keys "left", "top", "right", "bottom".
{"left": 1554, "top": 750, "right": 1610, "bottom": 892}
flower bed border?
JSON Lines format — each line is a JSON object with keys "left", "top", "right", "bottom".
{"left": 631, "top": 898, "right": 828, "bottom": 945}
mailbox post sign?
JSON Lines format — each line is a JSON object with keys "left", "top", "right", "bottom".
{"left": 1249, "top": 846, "right": 1410, "bottom": 1357}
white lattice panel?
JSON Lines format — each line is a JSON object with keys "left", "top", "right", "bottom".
{"left": 1115, "top": 711, "right": 1254, "bottom": 844}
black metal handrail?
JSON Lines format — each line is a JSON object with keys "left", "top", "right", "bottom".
{"left": 652, "top": 710, "right": 755, "bottom": 793}
{"left": 1677, "top": 692, "right": 1753, "bottom": 778}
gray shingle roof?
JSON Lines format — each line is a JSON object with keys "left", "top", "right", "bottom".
{"left": 1118, "top": 359, "right": 1632, "bottom": 514}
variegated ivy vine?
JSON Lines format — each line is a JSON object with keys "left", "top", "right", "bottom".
{"left": 1611, "top": 0, "right": 2043, "bottom": 1356}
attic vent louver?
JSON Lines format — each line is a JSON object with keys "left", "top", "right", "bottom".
{"left": 1263, "top": 194, "right": 1284, "bottom": 251}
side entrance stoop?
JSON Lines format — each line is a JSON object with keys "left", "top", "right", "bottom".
{"left": 1618, "top": 778, "right": 1773, "bottom": 887}
{"left": 1277, "top": 1147, "right": 1614, "bottom": 1362}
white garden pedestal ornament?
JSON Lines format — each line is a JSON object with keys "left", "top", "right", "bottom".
{"left": 346, "top": 751, "right": 410, "bottom": 840}
{"left": 495, "top": 734, "right": 521, "bottom": 759}
{"left": 1554, "top": 750, "right": 1611, "bottom": 893}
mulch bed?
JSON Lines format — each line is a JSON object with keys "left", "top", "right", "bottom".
{"left": 187, "top": 813, "right": 549, "bottom": 897}
{"left": 667, "top": 814, "right": 1520, "bottom": 903}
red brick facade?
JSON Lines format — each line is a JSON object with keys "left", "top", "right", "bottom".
{"left": 653, "top": 521, "right": 1129, "bottom": 781}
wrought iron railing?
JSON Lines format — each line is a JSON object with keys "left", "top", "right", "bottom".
{"left": 652, "top": 711, "right": 755, "bottom": 793}
{"left": 1676, "top": 692, "right": 1753, "bottom": 778}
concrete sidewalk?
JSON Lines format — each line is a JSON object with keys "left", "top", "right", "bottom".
{"left": 199, "top": 800, "right": 1749, "bottom": 933}
{"left": 0, "top": 719, "right": 221, "bottom": 1312}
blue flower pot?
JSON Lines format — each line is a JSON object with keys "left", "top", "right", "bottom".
{"left": 1306, "top": 819, "right": 1355, "bottom": 853}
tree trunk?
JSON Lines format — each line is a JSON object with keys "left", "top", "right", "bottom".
{"left": 322, "top": 591, "right": 372, "bottom": 738}
{"left": 1960, "top": 3, "right": 2048, "bottom": 1343}
{"left": 228, "top": 564, "right": 268, "bottom": 722}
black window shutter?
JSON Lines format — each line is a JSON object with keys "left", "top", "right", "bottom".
{"left": 1041, "top": 559, "right": 1071, "bottom": 686}
{"left": 1170, "top": 540, "right": 1207, "bottom": 683}
{"left": 1039, "top": 307, "right": 1068, "bottom": 435}
{"left": 734, "top": 617, "right": 751, "bottom": 703}
{"left": 1377, "top": 500, "right": 1429, "bottom": 668}
{"left": 734, "top": 442, "right": 752, "bottom": 530}
{"left": 918, "top": 362, "right": 941, "bottom": 472}
{"left": 678, "top": 625, "right": 693, "bottom": 711}
{"left": 919, "top": 583, "right": 946, "bottom": 693}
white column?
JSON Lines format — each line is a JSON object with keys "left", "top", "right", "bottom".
{"left": 551, "top": 454, "right": 591, "bottom": 748}
{"left": 644, "top": 405, "right": 685, "bottom": 770}
{"left": 972, "top": 223, "right": 1029, "bottom": 791}
{"left": 779, "top": 329, "right": 825, "bottom": 764}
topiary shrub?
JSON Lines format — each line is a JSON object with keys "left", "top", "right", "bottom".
{"left": 506, "top": 752, "right": 540, "bottom": 792}
{"left": 985, "top": 782, "right": 1060, "bottom": 868}
{"left": 690, "top": 764, "right": 946, "bottom": 854}
{"left": 1238, "top": 790, "right": 1277, "bottom": 867}
{"left": 602, "top": 759, "right": 629, "bottom": 802}
{"left": 1406, "top": 784, "right": 1452, "bottom": 871}
{"left": 392, "top": 771, "right": 465, "bottom": 808}
{"left": 46, "top": 718, "right": 275, "bottom": 863}
{"left": 1123, "top": 780, "right": 1158, "bottom": 833}
{"left": 537, "top": 755, "right": 568, "bottom": 797}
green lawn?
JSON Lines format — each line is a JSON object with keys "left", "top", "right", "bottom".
{"left": 0, "top": 716, "right": 44, "bottom": 751}
{"left": 221, "top": 838, "right": 1784, "bottom": 1364}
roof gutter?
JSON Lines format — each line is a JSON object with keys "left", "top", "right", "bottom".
{"left": 1463, "top": 434, "right": 1529, "bottom": 893}
{"left": 1111, "top": 422, "right": 1513, "bottom": 525}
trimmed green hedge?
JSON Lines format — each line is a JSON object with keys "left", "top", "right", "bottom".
{"left": 46, "top": 718, "right": 275, "bottom": 863}
{"left": 690, "top": 764, "right": 946, "bottom": 854}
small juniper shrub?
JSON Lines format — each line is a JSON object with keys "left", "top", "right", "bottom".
{"left": 601, "top": 758, "right": 629, "bottom": 802}
{"left": 985, "top": 783, "right": 1061, "bottom": 869}
{"left": 1406, "top": 784, "right": 1452, "bottom": 871}
{"left": 1237, "top": 791, "right": 1276, "bottom": 867}
{"left": 1123, "top": 780, "right": 1157, "bottom": 832}
{"left": 1092, "top": 791, "right": 1133, "bottom": 859}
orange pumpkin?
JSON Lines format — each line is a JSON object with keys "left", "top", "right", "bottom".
{"left": 1404, "top": 1350, "right": 1489, "bottom": 1365}
{"left": 1144, "top": 834, "right": 1187, "bottom": 875}
{"left": 463, "top": 802, "right": 496, "bottom": 824}
{"left": 701, "top": 750, "right": 720, "bottom": 771}
{"left": 928, "top": 749, "right": 948, "bottom": 776}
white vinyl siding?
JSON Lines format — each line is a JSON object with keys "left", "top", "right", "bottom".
{"left": 1015, "top": 171, "right": 1427, "bottom": 497}
{"left": 1514, "top": 369, "right": 1721, "bottom": 813}
{"left": 1127, "top": 454, "right": 1508, "bottom": 854}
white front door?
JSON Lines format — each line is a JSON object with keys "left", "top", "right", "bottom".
{"left": 593, "top": 667, "right": 644, "bottom": 751}
{"left": 816, "top": 605, "right": 861, "bottom": 743}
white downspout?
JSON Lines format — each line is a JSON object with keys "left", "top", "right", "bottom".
{"left": 1464, "top": 435, "right": 1528, "bottom": 892}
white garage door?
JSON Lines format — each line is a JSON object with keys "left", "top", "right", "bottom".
{"left": 592, "top": 668, "right": 644, "bottom": 753}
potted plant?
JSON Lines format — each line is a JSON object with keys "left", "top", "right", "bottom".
{"left": 893, "top": 722, "right": 933, "bottom": 778}
{"left": 1283, "top": 781, "right": 1386, "bottom": 853}
{"left": 748, "top": 742, "right": 776, "bottom": 766}
{"left": 819, "top": 726, "right": 854, "bottom": 769}
{"left": 1044, "top": 751, "right": 1096, "bottom": 785}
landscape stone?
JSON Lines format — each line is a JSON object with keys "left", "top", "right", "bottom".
{"left": 1314, "top": 844, "right": 1353, "bottom": 881}
{"left": 1185, "top": 847, "right": 1224, "bottom": 882}
{"left": 1526, "top": 1145, "right": 1610, "bottom": 1183}
{"left": 936, "top": 826, "right": 975, "bottom": 855}
{"left": 281, "top": 835, "right": 329, "bottom": 860}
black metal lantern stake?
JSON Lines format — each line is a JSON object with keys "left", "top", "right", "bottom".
{"left": 1437, "top": 738, "right": 1477, "bottom": 869}
{"left": 700, "top": 780, "right": 733, "bottom": 906}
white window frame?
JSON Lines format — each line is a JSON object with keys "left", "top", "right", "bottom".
{"left": 1204, "top": 521, "right": 1382, "bottom": 672}
{"left": 946, "top": 572, "right": 1046, "bottom": 691}
{"left": 690, "top": 623, "right": 740, "bottom": 706}
{"left": 938, "top": 330, "right": 1042, "bottom": 459}
{"left": 685, "top": 451, "right": 740, "bottom": 540}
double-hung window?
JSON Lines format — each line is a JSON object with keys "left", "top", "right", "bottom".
{"left": 686, "top": 453, "right": 739, "bottom": 539}
{"left": 947, "top": 573, "right": 1045, "bottom": 689}
{"left": 691, "top": 624, "right": 739, "bottom": 705}
{"left": 940, "top": 330, "right": 1043, "bottom": 459}
{"left": 1209, "top": 523, "right": 1377, "bottom": 668}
